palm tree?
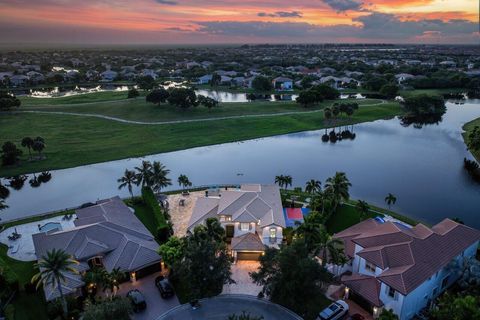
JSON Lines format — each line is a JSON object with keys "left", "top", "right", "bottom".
{"left": 21, "top": 137, "right": 33, "bottom": 160}
{"left": 7, "top": 175, "right": 27, "bottom": 191}
{"left": 150, "top": 161, "right": 172, "bottom": 192}
{"left": 32, "top": 136, "right": 46, "bottom": 159}
{"left": 324, "top": 172, "right": 352, "bottom": 209}
{"left": 274, "top": 175, "right": 285, "bottom": 189}
{"left": 32, "top": 249, "right": 79, "bottom": 318}
{"left": 0, "top": 199, "right": 8, "bottom": 211}
{"left": 324, "top": 107, "right": 332, "bottom": 128}
{"left": 294, "top": 212, "right": 324, "bottom": 252}
{"left": 178, "top": 174, "right": 192, "bottom": 190}
{"left": 355, "top": 200, "right": 370, "bottom": 221}
{"left": 103, "top": 268, "right": 125, "bottom": 299}
{"left": 305, "top": 179, "right": 321, "bottom": 194}
{"left": 135, "top": 160, "right": 153, "bottom": 187}
{"left": 118, "top": 169, "right": 137, "bottom": 199}
{"left": 284, "top": 175, "right": 292, "bottom": 189}
{"left": 315, "top": 229, "right": 345, "bottom": 267}
{"left": 384, "top": 193, "right": 397, "bottom": 211}
{"left": 0, "top": 181, "right": 10, "bottom": 199}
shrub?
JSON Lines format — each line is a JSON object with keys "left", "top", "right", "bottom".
{"left": 141, "top": 187, "right": 170, "bottom": 241}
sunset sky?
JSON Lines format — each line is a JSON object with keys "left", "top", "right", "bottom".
{"left": 0, "top": 0, "right": 478, "bottom": 44}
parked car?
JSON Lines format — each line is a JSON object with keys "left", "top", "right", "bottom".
{"left": 127, "top": 289, "right": 147, "bottom": 312}
{"left": 155, "top": 275, "right": 175, "bottom": 298}
{"left": 317, "top": 300, "right": 349, "bottom": 320}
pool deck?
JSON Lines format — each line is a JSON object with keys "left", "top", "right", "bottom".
{"left": 0, "top": 215, "right": 77, "bottom": 261}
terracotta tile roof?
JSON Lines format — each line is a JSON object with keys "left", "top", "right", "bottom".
{"left": 342, "top": 274, "right": 384, "bottom": 307}
{"left": 337, "top": 218, "right": 480, "bottom": 295}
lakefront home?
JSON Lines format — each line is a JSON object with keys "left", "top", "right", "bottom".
{"left": 272, "top": 77, "right": 293, "bottom": 91}
{"left": 332, "top": 218, "right": 480, "bottom": 319}
{"left": 32, "top": 197, "right": 162, "bottom": 301}
{"left": 187, "top": 184, "right": 286, "bottom": 261}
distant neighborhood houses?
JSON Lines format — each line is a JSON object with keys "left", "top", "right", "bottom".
{"left": 1, "top": 46, "right": 479, "bottom": 89}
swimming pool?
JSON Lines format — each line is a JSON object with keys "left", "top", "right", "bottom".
{"left": 39, "top": 222, "right": 62, "bottom": 233}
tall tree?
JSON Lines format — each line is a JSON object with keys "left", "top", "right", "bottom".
{"left": 32, "top": 249, "right": 79, "bottom": 318}
{"left": 315, "top": 229, "right": 345, "bottom": 267}
{"left": 251, "top": 240, "right": 332, "bottom": 319}
{"left": 21, "top": 137, "right": 34, "bottom": 160}
{"left": 134, "top": 160, "right": 153, "bottom": 187}
{"left": 355, "top": 200, "right": 370, "bottom": 221}
{"left": 1, "top": 141, "right": 22, "bottom": 166}
{"left": 146, "top": 88, "right": 169, "bottom": 105}
{"left": 284, "top": 175, "right": 292, "bottom": 189}
{"left": 432, "top": 293, "right": 480, "bottom": 320}
{"left": 384, "top": 193, "right": 397, "bottom": 210}
{"left": 173, "top": 221, "right": 233, "bottom": 301}
{"left": 32, "top": 136, "right": 46, "bottom": 159}
{"left": 150, "top": 161, "right": 172, "bottom": 192}
{"left": 0, "top": 181, "right": 10, "bottom": 199}
{"left": 305, "top": 179, "right": 321, "bottom": 194}
{"left": 0, "top": 199, "right": 8, "bottom": 211}
{"left": 117, "top": 169, "right": 137, "bottom": 199}
{"left": 324, "top": 172, "right": 351, "bottom": 210}
{"left": 274, "top": 175, "right": 285, "bottom": 189}
{"left": 178, "top": 174, "right": 192, "bottom": 190}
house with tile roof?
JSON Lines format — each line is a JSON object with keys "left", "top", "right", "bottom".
{"left": 32, "top": 197, "right": 162, "bottom": 301}
{"left": 187, "top": 184, "right": 285, "bottom": 261}
{"left": 333, "top": 218, "right": 480, "bottom": 319}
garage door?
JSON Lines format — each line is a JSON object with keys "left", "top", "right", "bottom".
{"left": 236, "top": 252, "right": 262, "bottom": 261}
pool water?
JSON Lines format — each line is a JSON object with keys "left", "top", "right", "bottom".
{"left": 39, "top": 222, "right": 62, "bottom": 233}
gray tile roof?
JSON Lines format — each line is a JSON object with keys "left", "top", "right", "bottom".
{"left": 337, "top": 218, "right": 480, "bottom": 295}
{"left": 32, "top": 197, "right": 161, "bottom": 301}
{"left": 188, "top": 184, "right": 285, "bottom": 230}
{"left": 231, "top": 233, "right": 265, "bottom": 252}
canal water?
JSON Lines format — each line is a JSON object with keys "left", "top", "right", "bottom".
{"left": 1, "top": 100, "right": 480, "bottom": 228}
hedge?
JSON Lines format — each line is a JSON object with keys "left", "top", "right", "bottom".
{"left": 141, "top": 187, "right": 170, "bottom": 243}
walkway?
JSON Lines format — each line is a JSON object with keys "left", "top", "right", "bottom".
{"left": 4, "top": 100, "right": 386, "bottom": 125}
{"left": 157, "top": 294, "right": 302, "bottom": 320}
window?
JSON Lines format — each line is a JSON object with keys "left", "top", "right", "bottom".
{"left": 269, "top": 227, "right": 277, "bottom": 239}
{"left": 365, "top": 261, "right": 376, "bottom": 273}
{"left": 240, "top": 223, "right": 250, "bottom": 231}
{"left": 386, "top": 285, "right": 398, "bottom": 300}
{"left": 225, "top": 216, "right": 232, "bottom": 221}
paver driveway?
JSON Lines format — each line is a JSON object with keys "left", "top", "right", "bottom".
{"left": 223, "top": 261, "right": 262, "bottom": 296}
{"left": 116, "top": 272, "right": 180, "bottom": 320}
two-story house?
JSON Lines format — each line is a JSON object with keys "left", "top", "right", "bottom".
{"left": 187, "top": 184, "right": 286, "bottom": 261}
{"left": 333, "top": 218, "right": 480, "bottom": 319}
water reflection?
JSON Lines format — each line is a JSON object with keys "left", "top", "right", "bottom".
{"left": 1, "top": 101, "right": 480, "bottom": 227}
{"left": 0, "top": 172, "right": 53, "bottom": 196}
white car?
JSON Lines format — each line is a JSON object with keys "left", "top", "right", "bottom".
{"left": 317, "top": 300, "right": 349, "bottom": 320}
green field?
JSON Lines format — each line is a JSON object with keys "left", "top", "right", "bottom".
{"left": 0, "top": 100, "right": 402, "bottom": 176}
{"left": 19, "top": 90, "right": 145, "bottom": 106}
{"left": 463, "top": 117, "right": 480, "bottom": 162}
{"left": 20, "top": 94, "right": 383, "bottom": 122}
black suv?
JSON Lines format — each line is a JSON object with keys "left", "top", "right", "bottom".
{"left": 127, "top": 289, "right": 147, "bottom": 312}
{"left": 155, "top": 275, "right": 175, "bottom": 299}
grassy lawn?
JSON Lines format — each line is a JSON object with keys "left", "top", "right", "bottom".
{"left": 326, "top": 204, "right": 377, "bottom": 234}
{"left": 399, "top": 88, "right": 465, "bottom": 97}
{"left": 124, "top": 198, "right": 159, "bottom": 236}
{"left": 19, "top": 96, "right": 383, "bottom": 122}
{"left": 0, "top": 101, "right": 402, "bottom": 176}
{"left": 12, "top": 291, "right": 49, "bottom": 320}
{"left": 463, "top": 117, "right": 480, "bottom": 162}
{"left": 19, "top": 90, "right": 145, "bottom": 106}
{"left": 0, "top": 244, "right": 37, "bottom": 287}
{"left": 0, "top": 244, "right": 49, "bottom": 320}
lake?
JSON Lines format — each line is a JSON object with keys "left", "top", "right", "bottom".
{"left": 1, "top": 100, "right": 480, "bottom": 228}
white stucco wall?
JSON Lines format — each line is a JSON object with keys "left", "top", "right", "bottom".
{"left": 261, "top": 225, "right": 283, "bottom": 246}
{"left": 382, "top": 240, "right": 479, "bottom": 320}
